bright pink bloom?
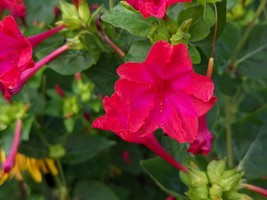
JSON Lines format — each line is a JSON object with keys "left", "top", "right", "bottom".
{"left": 0, "top": 0, "right": 26, "bottom": 19}
{"left": 93, "top": 41, "right": 216, "bottom": 172}
{"left": 187, "top": 115, "right": 213, "bottom": 155}
{"left": 2, "top": 119, "right": 22, "bottom": 173}
{"left": 126, "top": 0, "right": 191, "bottom": 18}
{"left": 0, "top": 16, "right": 65, "bottom": 101}
{"left": 0, "top": 16, "right": 34, "bottom": 100}
{"left": 94, "top": 41, "right": 215, "bottom": 143}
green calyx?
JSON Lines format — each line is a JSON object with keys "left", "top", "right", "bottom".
{"left": 180, "top": 159, "right": 252, "bottom": 200}
{"left": 58, "top": 0, "right": 90, "bottom": 30}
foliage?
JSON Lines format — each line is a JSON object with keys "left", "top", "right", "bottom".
{"left": 0, "top": 0, "right": 267, "bottom": 199}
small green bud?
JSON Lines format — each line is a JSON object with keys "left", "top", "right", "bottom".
{"left": 207, "top": 159, "right": 226, "bottom": 184}
{"left": 49, "top": 144, "right": 66, "bottom": 159}
{"left": 186, "top": 185, "right": 209, "bottom": 200}
{"left": 78, "top": 0, "right": 90, "bottom": 23}
{"left": 217, "top": 169, "right": 243, "bottom": 191}
{"left": 63, "top": 96, "right": 80, "bottom": 118}
{"left": 59, "top": 1, "right": 82, "bottom": 29}
{"left": 170, "top": 19, "right": 192, "bottom": 45}
{"left": 209, "top": 184, "right": 223, "bottom": 200}
{"left": 180, "top": 171, "right": 191, "bottom": 186}
{"left": 188, "top": 168, "right": 209, "bottom": 187}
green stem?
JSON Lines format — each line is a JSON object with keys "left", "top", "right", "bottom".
{"left": 228, "top": 0, "right": 267, "bottom": 68}
{"left": 225, "top": 96, "right": 233, "bottom": 167}
{"left": 109, "top": 0, "right": 114, "bottom": 9}
{"left": 55, "top": 159, "right": 69, "bottom": 200}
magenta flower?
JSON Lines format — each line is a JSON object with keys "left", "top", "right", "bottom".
{"left": 187, "top": 115, "right": 213, "bottom": 155}
{"left": 0, "top": 0, "right": 27, "bottom": 20}
{"left": 92, "top": 41, "right": 216, "bottom": 172}
{"left": 126, "top": 0, "right": 191, "bottom": 18}
{"left": 0, "top": 16, "right": 65, "bottom": 101}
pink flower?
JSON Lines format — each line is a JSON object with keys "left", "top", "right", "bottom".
{"left": 0, "top": 16, "right": 66, "bottom": 101}
{"left": 126, "top": 0, "right": 191, "bottom": 18}
{"left": 187, "top": 115, "right": 213, "bottom": 155}
{"left": 0, "top": 16, "right": 34, "bottom": 100}
{"left": 92, "top": 41, "right": 216, "bottom": 172}
{"left": 0, "top": 0, "right": 27, "bottom": 19}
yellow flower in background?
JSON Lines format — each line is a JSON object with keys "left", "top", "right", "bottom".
{"left": 0, "top": 150, "right": 58, "bottom": 185}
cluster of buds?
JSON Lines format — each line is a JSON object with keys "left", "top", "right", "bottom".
{"left": 180, "top": 160, "right": 252, "bottom": 200}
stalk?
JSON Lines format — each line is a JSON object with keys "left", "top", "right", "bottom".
{"left": 142, "top": 134, "right": 188, "bottom": 173}
{"left": 243, "top": 183, "right": 267, "bottom": 197}
{"left": 28, "top": 25, "right": 65, "bottom": 48}
{"left": 2, "top": 119, "right": 22, "bottom": 173}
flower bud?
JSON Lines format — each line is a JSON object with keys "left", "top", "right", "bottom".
{"left": 59, "top": 1, "right": 82, "bottom": 29}
{"left": 207, "top": 159, "right": 226, "bottom": 184}
{"left": 49, "top": 144, "right": 66, "bottom": 159}
{"left": 78, "top": 0, "right": 90, "bottom": 23}
{"left": 209, "top": 184, "right": 223, "bottom": 200}
{"left": 217, "top": 169, "right": 243, "bottom": 191}
{"left": 186, "top": 185, "right": 209, "bottom": 200}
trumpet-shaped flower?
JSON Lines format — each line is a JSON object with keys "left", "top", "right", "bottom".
{"left": 93, "top": 41, "right": 216, "bottom": 143}
{"left": 126, "top": 0, "right": 191, "bottom": 18}
{"left": 0, "top": 16, "right": 66, "bottom": 101}
{"left": 93, "top": 41, "right": 216, "bottom": 171}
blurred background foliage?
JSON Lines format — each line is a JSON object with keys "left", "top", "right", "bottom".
{"left": 0, "top": 0, "right": 267, "bottom": 199}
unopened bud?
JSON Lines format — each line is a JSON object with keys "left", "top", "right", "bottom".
{"left": 186, "top": 185, "right": 209, "bottom": 200}
{"left": 217, "top": 169, "right": 243, "bottom": 191}
{"left": 207, "top": 159, "right": 226, "bottom": 184}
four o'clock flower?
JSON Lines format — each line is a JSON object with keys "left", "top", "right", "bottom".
{"left": 0, "top": 16, "right": 66, "bottom": 101}
{"left": 126, "top": 0, "right": 192, "bottom": 18}
{"left": 92, "top": 41, "right": 216, "bottom": 172}
{"left": 0, "top": 0, "right": 27, "bottom": 24}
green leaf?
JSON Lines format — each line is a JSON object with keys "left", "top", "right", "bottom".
{"left": 125, "top": 40, "right": 151, "bottom": 62}
{"left": 25, "top": 0, "right": 59, "bottom": 25}
{"left": 61, "top": 133, "right": 116, "bottom": 164}
{"left": 238, "top": 25, "right": 267, "bottom": 79}
{"left": 140, "top": 157, "right": 188, "bottom": 199}
{"left": 81, "top": 31, "right": 105, "bottom": 63}
{"left": 215, "top": 22, "right": 240, "bottom": 72}
{"left": 73, "top": 180, "right": 120, "bottom": 200}
{"left": 101, "top": 3, "right": 155, "bottom": 37}
{"left": 178, "top": 5, "right": 216, "bottom": 42}
{"left": 88, "top": 54, "right": 120, "bottom": 96}
{"left": 48, "top": 50, "right": 95, "bottom": 75}
{"left": 238, "top": 121, "right": 267, "bottom": 179}
{"left": 188, "top": 44, "right": 201, "bottom": 64}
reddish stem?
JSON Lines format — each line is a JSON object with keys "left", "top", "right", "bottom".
{"left": 28, "top": 25, "right": 65, "bottom": 48}
{"left": 2, "top": 119, "right": 22, "bottom": 173}
{"left": 96, "top": 15, "right": 125, "bottom": 57}
{"left": 21, "top": 44, "right": 69, "bottom": 85}
{"left": 243, "top": 183, "right": 267, "bottom": 197}
{"left": 12, "top": 44, "right": 69, "bottom": 95}
{"left": 142, "top": 134, "right": 188, "bottom": 173}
